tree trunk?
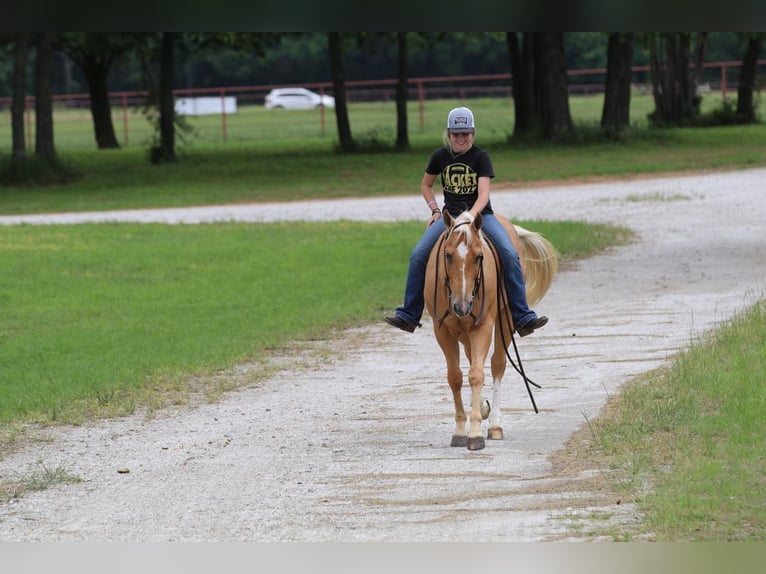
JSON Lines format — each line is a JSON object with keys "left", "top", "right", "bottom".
{"left": 11, "top": 33, "right": 29, "bottom": 162}
{"left": 507, "top": 32, "right": 538, "bottom": 137}
{"left": 601, "top": 32, "right": 634, "bottom": 135}
{"left": 395, "top": 32, "right": 410, "bottom": 151}
{"left": 82, "top": 55, "right": 120, "bottom": 149}
{"left": 690, "top": 32, "right": 708, "bottom": 103}
{"left": 157, "top": 32, "right": 177, "bottom": 163}
{"left": 736, "top": 36, "right": 762, "bottom": 124}
{"left": 34, "top": 32, "right": 56, "bottom": 161}
{"left": 328, "top": 32, "right": 354, "bottom": 152}
{"left": 649, "top": 33, "right": 705, "bottom": 125}
{"left": 535, "top": 32, "right": 573, "bottom": 140}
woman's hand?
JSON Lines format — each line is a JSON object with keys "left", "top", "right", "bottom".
{"left": 427, "top": 210, "right": 441, "bottom": 227}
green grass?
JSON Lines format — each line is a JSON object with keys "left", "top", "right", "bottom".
{"left": 531, "top": 221, "right": 634, "bottom": 262}
{"left": 591, "top": 300, "right": 766, "bottom": 541}
{"left": 0, "top": 221, "right": 418, "bottom": 424}
{"left": 0, "top": 220, "right": 618, "bottom": 427}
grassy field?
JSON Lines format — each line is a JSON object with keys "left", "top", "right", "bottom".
{"left": 2, "top": 93, "right": 766, "bottom": 215}
{"left": 0, "top": 91, "right": 736, "bottom": 150}
{"left": 592, "top": 300, "right": 766, "bottom": 541}
{"left": 1, "top": 93, "right": 764, "bottom": 540}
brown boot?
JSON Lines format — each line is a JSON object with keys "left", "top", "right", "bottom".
{"left": 517, "top": 316, "right": 548, "bottom": 337}
{"left": 384, "top": 316, "right": 418, "bottom": 333}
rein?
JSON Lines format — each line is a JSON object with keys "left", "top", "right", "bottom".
{"left": 484, "top": 239, "right": 541, "bottom": 413}
{"left": 432, "top": 230, "right": 450, "bottom": 327}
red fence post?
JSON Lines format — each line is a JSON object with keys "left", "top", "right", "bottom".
{"left": 319, "top": 86, "right": 326, "bottom": 135}
{"left": 25, "top": 96, "right": 32, "bottom": 150}
{"left": 721, "top": 64, "right": 727, "bottom": 100}
{"left": 121, "top": 93, "right": 129, "bottom": 146}
{"left": 417, "top": 80, "right": 425, "bottom": 132}
{"left": 220, "top": 89, "right": 228, "bottom": 143}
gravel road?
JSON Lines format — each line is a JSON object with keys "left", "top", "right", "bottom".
{"left": 1, "top": 168, "right": 764, "bottom": 541}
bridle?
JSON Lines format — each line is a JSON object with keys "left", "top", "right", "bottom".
{"left": 433, "top": 220, "right": 486, "bottom": 328}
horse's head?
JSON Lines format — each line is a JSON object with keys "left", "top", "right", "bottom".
{"left": 442, "top": 210, "right": 485, "bottom": 319}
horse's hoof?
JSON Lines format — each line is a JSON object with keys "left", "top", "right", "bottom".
{"left": 487, "top": 426, "right": 504, "bottom": 440}
{"left": 451, "top": 434, "right": 468, "bottom": 447}
{"left": 467, "top": 436, "right": 485, "bottom": 451}
{"left": 480, "top": 399, "right": 490, "bottom": 420}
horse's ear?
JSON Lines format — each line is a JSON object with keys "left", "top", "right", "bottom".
{"left": 474, "top": 212, "right": 483, "bottom": 230}
{"left": 442, "top": 207, "right": 453, "bottom": 226}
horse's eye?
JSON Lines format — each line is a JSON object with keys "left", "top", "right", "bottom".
{"left": 476, "top": 254, "right": 484, "bottom": 264}
{"left": 445, "top": 253, "right": 453, "bottom": 263}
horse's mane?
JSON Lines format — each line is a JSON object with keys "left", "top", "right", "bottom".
{"left": 455, "top": 212, "right": 473, "bottom": 225}
{"left": 449, "top": 212, "right": 479, "bottom": 243}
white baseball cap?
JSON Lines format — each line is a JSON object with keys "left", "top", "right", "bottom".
{"left": 446, "top": 106, "right": 475, "bottom": 133}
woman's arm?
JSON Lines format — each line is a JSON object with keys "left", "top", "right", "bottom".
{"left": 469, "top": 176, "right": 491, "bottom": 219}
{"left": 421, "top": 172, "right": 441, "bottom": 226}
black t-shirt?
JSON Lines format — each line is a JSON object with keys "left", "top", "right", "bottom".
{"left": 425, "top": 145, "right": 495, "bottom": 217}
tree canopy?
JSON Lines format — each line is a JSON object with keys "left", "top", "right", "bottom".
{"left": 0, "top": 32, "right": 754, "bottom": 98}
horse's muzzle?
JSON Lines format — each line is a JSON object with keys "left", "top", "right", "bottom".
{"left": 452, "top": 300, "right": 473, "bottom": 318}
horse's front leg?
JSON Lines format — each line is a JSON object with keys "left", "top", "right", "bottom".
{"left": 436, "top": 331, "right": 466, "bottom": 447}
{"left": 466, "top": 325, "right": 493, "bottom": 451}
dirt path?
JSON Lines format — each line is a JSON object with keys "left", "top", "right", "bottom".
{"left": 1, "top": 168, "right": 764, "bottom": 541}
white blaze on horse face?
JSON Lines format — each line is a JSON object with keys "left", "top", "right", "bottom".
{"left": 457, "top": 242, "right": 470, "bottom": 300}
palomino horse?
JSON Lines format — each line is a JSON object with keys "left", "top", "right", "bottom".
{"left": 424, "top": 210, "right": 558, "bottom": 450}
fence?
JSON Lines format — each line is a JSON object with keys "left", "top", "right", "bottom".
{"left": 1, "top": 59, "right": 763, "bottom": 150}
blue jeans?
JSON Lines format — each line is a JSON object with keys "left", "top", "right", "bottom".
{"left": 394, "top": 213, "right": 538, "bottom": 329}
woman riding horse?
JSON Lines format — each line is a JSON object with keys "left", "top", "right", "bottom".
{"left": 384, "top": 106, "right": 548, "bottom": 338}
{"left": 385, "top": 107, "right": 558, "bottom": 450}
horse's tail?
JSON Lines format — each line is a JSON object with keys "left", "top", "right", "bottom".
{"left": 514, "top": 224, "right": 559, "bottom": 306}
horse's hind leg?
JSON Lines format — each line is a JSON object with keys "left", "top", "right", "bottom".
{"left": 487, "top": 323, "right": 509, "bottom": 440}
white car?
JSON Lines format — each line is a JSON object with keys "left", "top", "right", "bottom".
{"left": 264, "top": 88, "right": 335, "bottom": 110}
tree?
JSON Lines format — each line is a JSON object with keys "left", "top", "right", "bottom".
{"left": 136, "top": 33, "right": 282, "bottom": 164}
{"left": 328, "top": 32, "right": 354, "bottom": 152}
{"left": 155, "top": 32, "right": 177, "bottom": 163}
{"left": 11, "top": 33, "right": 29, "bottom": 162}
{"left": 34, "top": 32, "right": 56, "bottom": 162}
{"left": 59, "top": 33, "right": 138, "bottom": 149}
{"left": 132, "top": 32, "right": 180, "bottom": 163}
{"left": 647, "top": 32, "right": 708, "bottom": 126}
{"left": 601, "top": 33, "right": 634, "bottom": 136}
{"left": 506, "top": 32, "right": 539, "bottom": 138}
{"left": 507, "top": 33, "right": 573, "bottom": 140}
{"left": 535, "top": 33, "right": 574, "bottom": 140}
{"left": 736, "top": 34, "right": 762, "bottom": 123}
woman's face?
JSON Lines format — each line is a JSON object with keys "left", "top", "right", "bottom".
{"left": 449, "top": 131, "right": 474, "bottom": 153}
